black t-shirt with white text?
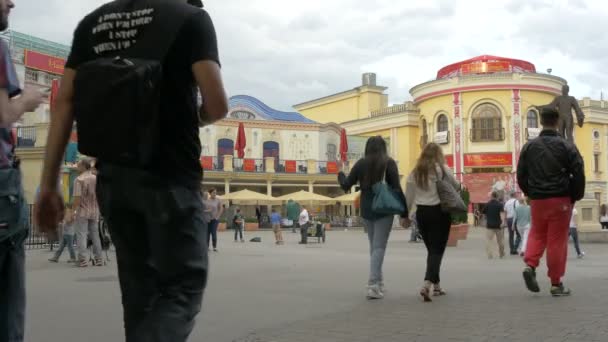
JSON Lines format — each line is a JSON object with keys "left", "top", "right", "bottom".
{"left": 66, "top": 1, "right": 220, "bottom": 188}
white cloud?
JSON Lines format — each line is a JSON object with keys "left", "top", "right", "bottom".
{"left": 8, "top": 0, "right": 607, "bottom": 110}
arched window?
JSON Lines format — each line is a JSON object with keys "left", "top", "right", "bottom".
{"left": 527, "top": 110, "right": 538, "bottom": 128}
{"left": 471, "top": 103, "right": 503, "bottom": 141}
{"left": 420, "top": 119, "right": 428, "bottom": 147}
{"left": 437, "top": 114, "right": 449, "bottom": 132}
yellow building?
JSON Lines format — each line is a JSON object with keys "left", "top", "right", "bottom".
{"left": 294, "top": 55, "right": 607, "bottom": 231}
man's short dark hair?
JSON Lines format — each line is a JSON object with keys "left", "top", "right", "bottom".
{"left": 491, "top": 191, "right": 498, "bottom": 199}
{"left": 208, "top": 188, "right": 216, "bottom": 194}
{"left": 540, "top": 107, "right": 559, "bottom": 127}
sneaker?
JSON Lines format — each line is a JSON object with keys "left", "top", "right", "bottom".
{"left": 79, "top": 260, "right": 89, "bottom": 268}
{"left": 366, "top": 285, "right": 384, "bottom": 300}
{"left": 213, "top": 248, "right": 218, "bottom": 252}
{"left": 550, "top": 283, "right": 572, "bottom": 297}
{"left": 577, "top": 252, "right": 585, "bottom": 259}
{"left": 379, "top": 283, "right": 387, "bottom": 294}
{"left": 522, "top": 266, "right": 540, "bottom": 293}
{"left": 48, "top": 258, "right": 58, "bottom": 263}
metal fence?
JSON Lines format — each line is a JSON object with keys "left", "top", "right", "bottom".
{"left": 25, "top": 204, "right": 52, "bottom": 250}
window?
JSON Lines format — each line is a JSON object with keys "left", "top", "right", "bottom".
{"left": 527, "top": 110, "right": 538, "bottom": 128}
{"left": 326, "top": 144, "right": 337, "bottom": 161}
{"left": 594, "top": 153, "right": 600, "bottom": 173}
{"left": 25, "top": 69, "right": 38, "bottom": 83}
{"left": 471, "top": 103, "right": 503, "bottom": 141}
{"left": 437, "top": 114, "right": 449, "bottom": 132}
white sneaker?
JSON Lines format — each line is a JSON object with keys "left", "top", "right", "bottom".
{"left": 578, "top": 252, "right": 585, "bottom": 259}
{"left": 366, "top": 285, "right": 384, "bottom": 300}
{"left": 379, "top": 283, "right": 387, "bottom": 294}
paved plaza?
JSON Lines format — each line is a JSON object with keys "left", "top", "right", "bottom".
{"left": 25, "top": 228, "right": 608, "bottom": 342}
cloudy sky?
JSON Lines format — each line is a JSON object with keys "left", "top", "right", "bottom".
{"left": 10, "top": 0, "right": 608, "bottom": 111}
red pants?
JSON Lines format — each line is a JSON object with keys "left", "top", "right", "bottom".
{"left": 524, "top": 197, "right": 572, "bottom": 285}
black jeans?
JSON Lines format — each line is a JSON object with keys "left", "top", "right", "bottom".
{"left": 601, "top": 222, "right": 608, "bottom": 230}
{"left": 507, "top": 218, "right": 521, "bottom": 253}
{"left": 234, "top": 223, "right": 243, "bottom": 241}
{"left": 97, "top": 164, "right": 207, "bottom": 342}
{"left": 207, "top": 219, "right": 218, "bottom": 249}
{"left": 416, "top": 205, "right": 451, "bottom": 284}
{"left": 0, "top": 230, "right": 26, "bottom": 342}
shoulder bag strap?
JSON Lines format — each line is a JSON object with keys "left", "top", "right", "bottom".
{"left": 536, "top": 137, "right": 567, "bottom": 174}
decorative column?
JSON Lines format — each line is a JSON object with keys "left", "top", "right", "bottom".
{"left": 452, "top": 93, "right": 464, "bottom": 181}
{"left": 308, "top": 180, "right": 314, "bottom": 193}
{"left": 512, "top": 89, "right": 522, "bottom": 192}
{"left": 224, "top": 179, "right": 230, "bottom": 195}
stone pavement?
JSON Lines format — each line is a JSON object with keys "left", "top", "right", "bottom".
{"left": 24, "top": 228, "right": 608, "bottom": 342}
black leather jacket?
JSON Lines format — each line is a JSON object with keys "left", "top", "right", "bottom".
{"left": 517, "top": 130, "right": 585, "bottom": 202}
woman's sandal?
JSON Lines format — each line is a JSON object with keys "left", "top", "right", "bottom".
{"left": 420, "top": 287, "right": 432, "bottom": 302}
{"left": 433, "top": 287, "right": 447, "bottom": 296}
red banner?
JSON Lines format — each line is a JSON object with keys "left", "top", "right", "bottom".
{"left": 24, "top": 50, "right": 66, "bottom": 75}
{"left": 462, "top": 173, "right": 516, "bottom": 203}
{"left": 285, "top": 160, "right": 296, "bottom": 173}
{"left": 243, "top": 159, "right": 255, "bottom": 172}
{"left": 201, "top": 156, "right": 213, "bottom": 170}
{"left": 464, "top": 153, "right": 512, "bottom": 167}
{"left": 445, "top": 155, "right": 454, "bottom": 168}
{"left": 327, "top": 162, "right": 338, "bottom": 174}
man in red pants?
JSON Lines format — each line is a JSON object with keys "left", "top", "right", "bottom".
{"left": 516, "top": 106, "right": 585, "bottom": 296}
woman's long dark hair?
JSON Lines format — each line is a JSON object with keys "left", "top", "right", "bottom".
{"left": 413, "top": 143, "right": 445, "bottom": 190}
{"left": 360, "top": 136, "right": 389, "bottom": 188}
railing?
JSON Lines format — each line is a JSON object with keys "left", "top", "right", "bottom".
{"left": 370, "top": 102, "right": 418, "bottom": 117}
{"left": 295, "top": 160, "right": 308, "bottom": 174}
{"left": 16, "top": 126, "right": 36, "bottom": 147}
{"left": 233, "top": 158, "right": 265, "bottom": 173}
{"left": 318, "top": 161, "right": 328, "bottom": 174}
{"left": 470, "top": 128, "right": 505, "bottom": 142}
{"left": 276, "top": 160, "right": 287, "bottom": 173}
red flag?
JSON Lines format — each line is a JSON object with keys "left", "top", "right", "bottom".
{"left": 49, "top": 79, "right": 60, "bottom": 113}
{"left": 235, "top": 122, "right": 246, "bottom": 159}
{"left": 339, "top": 128, "right": 348, "bottom": 162}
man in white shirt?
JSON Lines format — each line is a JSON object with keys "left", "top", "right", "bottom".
{"left": 504, "top": 193, "right": 520, "bottom": 255}
{"left": 569, "top": 208, "right": 585, "bottom": 258}
{"left": 298, "top": 206, "right": 310, "bottom": 245}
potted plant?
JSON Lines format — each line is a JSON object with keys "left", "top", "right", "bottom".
{"left": 447, "top": 188, "right": 471, "bottom": 247}
{"left": 218, "top": 218, "right": 227, "bottom": 232}
{"left": 244, "top": 217, "right": 259, "bottom": 231}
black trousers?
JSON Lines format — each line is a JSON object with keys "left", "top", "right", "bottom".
{"left": 416, "top": 205, "right": 451, "bottom": 284}
{"left": 97, "top": 164, "right": 207, "bottom": 342}
{"left": 300, "top": 223, "right": 310, "bottom": 243}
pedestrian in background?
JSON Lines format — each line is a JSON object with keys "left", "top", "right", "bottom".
{"left": 600, "top": 204, "right": 608, "bottom": 230}
{"left": 204, "top": 188, "right": 223, "bottom": 252}
{"left": 48, "top": 203, "right": 77, "bottom": 263}
{"left": 72, "top": 159, "right": 103, "bottom": 267}
{"left": 270, "top": 208, "right": 284, "bottom": 245}
{"left": 233, "top": 208, "right": 245, "bottom": 243}
{"left": 513, "top": 197, "right": 531, "bottom": 257}
{"left": 504, "top": 192, "right": 521, "bottom": 255}
{"left": 569, "top": 207, "right": 584, "bottom": 259}
{"left": 484, "top": 192, "right": 505, "bottom": 259}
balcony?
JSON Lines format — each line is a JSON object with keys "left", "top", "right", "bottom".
{"left": 201, "top": 155, "right": 344, "bottom": 175}
{"left": 470, "top": 128, "right": 505, "bottom": 142}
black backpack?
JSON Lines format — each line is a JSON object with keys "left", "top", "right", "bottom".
{"left": 73, "top": 0, "right": 198, "bottom": 166}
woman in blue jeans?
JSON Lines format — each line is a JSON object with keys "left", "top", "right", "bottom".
{"left": 338, "top": 136, "right": 407, "bottom": 299}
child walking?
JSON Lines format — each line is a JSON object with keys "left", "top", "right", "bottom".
{"left": 49, "top": 204, "right": 77, "bottom": 263}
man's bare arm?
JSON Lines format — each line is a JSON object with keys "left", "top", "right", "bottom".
{"left": 193, "top": 60, "right": 228, "bottom": 126}
{"left": 0, "top": 88, "right": 44, "bottom": 126}
{"left": 40, "top": 69, "right": 76, "bottom": 191}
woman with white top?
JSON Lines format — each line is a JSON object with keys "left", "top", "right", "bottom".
{"left": 406, "top": 143, "right": 461, "bottom": 302}
{"left": 600, "top": 204, "right": 608, "bottom": 230}
{"left": 513, "top": 197, "right": 531, "bottom": 256}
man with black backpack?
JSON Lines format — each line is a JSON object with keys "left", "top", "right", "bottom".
{"left": 36, "top": 0, "right": 228, "bottom": 340}
{"left": 517, "top": 106, "right": 585, "bottom": 297}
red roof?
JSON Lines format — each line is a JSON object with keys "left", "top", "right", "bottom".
{"left": 437, "top": 55, "right": 536, "bottom": 79}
